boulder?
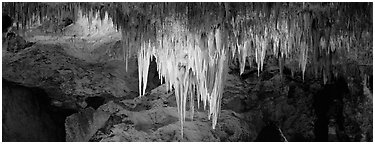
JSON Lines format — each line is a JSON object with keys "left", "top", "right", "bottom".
{"left": 3, "top": 32, "right": 35, "bottom": 53}
{"left": 65, "top": 107, "right": 110, "bottom": 142}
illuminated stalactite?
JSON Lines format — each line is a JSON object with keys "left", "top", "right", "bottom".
{"left": 134, "top": 15, "right": 231, "bottom": 137}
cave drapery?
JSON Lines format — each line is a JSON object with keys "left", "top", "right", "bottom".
{"left": 2, "top": 2, "right": 372, "bottom": 137}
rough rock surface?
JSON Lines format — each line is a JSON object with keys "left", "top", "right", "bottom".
{"left": 65, "top": 107, "right": 110, "bottom": 142}
{"left": 223, "top": 59, "right": 372, "bottom": 142}
{"left": 3, "top": 32, "right": 35, "bottom": 53}
{"left": 2, "top": 43, "right": 137, "bottom": 103}
{"left": 343, "top": 79, "right": 373, "bottom": 141}
{"left": 89, "top": 101, "right": 251, "bottom": 142}
{"left": 223, "top": 65, "right": 316, "bottom": 141}
{"left": 84, "top": 83, "right": 252, "bottom": 142}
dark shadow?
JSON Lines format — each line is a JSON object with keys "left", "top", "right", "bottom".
{"left": 255, "top": 121, "right": 287, "bottom": 142}
{"left": 2, "top": 79, "right": 77, "bottom": 142}
{"left": 86, "top": 96, "right": 106, "bottom": 110}
{"left": 2, "top": 14, "right": 12, "bottom": 33}
{"left": 313, "top": 76, "right": 349, "bottom": 141}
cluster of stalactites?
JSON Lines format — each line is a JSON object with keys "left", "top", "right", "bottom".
{"left": 135, "top": 15, "right": 229, "bottom": 137}
{"left": 229, "top": 5, "right": 364, "bottom": 81}
{"left": 2, "top": 3, "right": 81, "bottom": 31}
{"left": 3, "top": 2, "right": 369, "bottom": 81}
{"left": 313, "top": 29, "right": 369, "bottom": 84}
{"left": 230, "top": 6, "right": 314, "bottom": 79}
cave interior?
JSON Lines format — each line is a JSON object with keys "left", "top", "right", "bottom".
{"left": 1, "top": 2, "right": 373, "bottom": 142}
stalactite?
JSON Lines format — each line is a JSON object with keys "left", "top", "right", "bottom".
{"left": 138, "top": 40, "right": 153, "bottom": 97}
{"left": 122, "top": 30, "right": 128, "bottom": 71}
